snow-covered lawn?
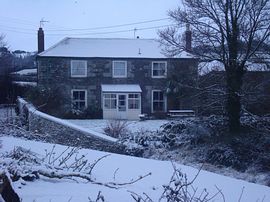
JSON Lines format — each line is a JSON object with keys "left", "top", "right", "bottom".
{"left": 1, "top": 136, "right": 270, "bottom": 202}
{"left": 66, "top": 119, "right": 169, "bottom": 134}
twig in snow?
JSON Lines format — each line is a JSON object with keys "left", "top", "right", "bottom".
{"left": 113, "top": 168, "right": 119, "bottom": 181}
{"left": 238, "top": 186, "right": 245, "bottom": 202}
{"left": 87, "top": 154, "right": 111, "bottom": 176}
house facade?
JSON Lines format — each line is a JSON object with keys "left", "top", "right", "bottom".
{"left": 37, "top": 36, "right": 198, "bottom": 120}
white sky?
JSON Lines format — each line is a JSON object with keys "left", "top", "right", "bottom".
{"left": 0, "top": 0, "right": 180, "bottom": 52}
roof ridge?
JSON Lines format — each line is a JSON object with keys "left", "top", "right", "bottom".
{"left": 65, "top": 37, "right": 157, "bottom": 40}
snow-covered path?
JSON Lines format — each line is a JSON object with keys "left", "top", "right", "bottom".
{"left": 1, "top": 136, "right": 269, "bottom": 202}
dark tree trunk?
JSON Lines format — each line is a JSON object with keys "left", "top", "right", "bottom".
{"left": 226, "top": 66, "right": 244, "bottom": 133}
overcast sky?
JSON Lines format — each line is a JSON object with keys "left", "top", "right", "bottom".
{"left": 0, "top": 0, "right": 180, "bottom": 52}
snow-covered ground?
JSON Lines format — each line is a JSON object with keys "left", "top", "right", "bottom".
{"left": 66, "top": 119, "right": 169, "bottom": 134}
{"left": 1, "top": 136, "right": 270, "bottom": 202}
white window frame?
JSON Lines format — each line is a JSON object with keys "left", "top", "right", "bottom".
{"left": 151, "top": 61, "right": 167, "bottom": 78}
{"left": 112, "top": 61, "right": 127, "bottom": 78}
{"left": 71, "top": 60, "right": 87, "bottom": 78}
{"left": 103, "top": 93, "right": 117, "bottom": 110}
{"left": 151, "top": 90, "right": 167, "bottom": 113}
{"left": 71, "top": 89, "right": 87, "bottom": 109}
{"left": 128, "top": 93, "right": 141, "bottom": 110}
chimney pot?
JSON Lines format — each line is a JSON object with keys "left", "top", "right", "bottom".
{"left": 38, "top": 27, "right": 44, "bottom": 53}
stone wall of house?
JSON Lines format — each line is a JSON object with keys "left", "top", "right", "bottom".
{"left": 17, "top": 98, "right": 128, "bottom": 154}
{"left": 37, "top": 57, "right": 198, "bottom": 115}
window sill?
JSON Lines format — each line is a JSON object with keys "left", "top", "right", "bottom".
{"left": 151, "top": 76, "right": 167, "bottom": 79}
{"left": 71, "top": 75, "right": 87, "bottom": 78}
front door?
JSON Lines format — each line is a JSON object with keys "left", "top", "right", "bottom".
{"left": 118, "top": 94, "right": 127, "bottom": 119}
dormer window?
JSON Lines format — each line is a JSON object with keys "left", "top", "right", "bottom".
{"left": 112, "top": 61, "right": 127, "bottom": 78}
{"left": 152, "top": 61, "right": 167, "bottom": 78}
{"left": 71, "top": 60, "right": 87, "bottom": 77}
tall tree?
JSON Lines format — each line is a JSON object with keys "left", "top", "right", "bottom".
{"left": 159, "top": 0, "right": 270, "bottom": 132}
{"left": 0, "top": 34, "right": 13, "bottom": 104}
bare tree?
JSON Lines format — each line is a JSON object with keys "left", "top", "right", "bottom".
{"left": 159, "top": 0, "right": 270, "bottom": 132}
{"left": 0, "top": 34, "right": 13, "bottom": 104}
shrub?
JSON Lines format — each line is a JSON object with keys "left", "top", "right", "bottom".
{"left": 62, "top": 106, "right": 102, "bottom": 119}
{"left": 25, "top": 86, "right": 68, "bottom": 117}
{"left": 82, "top": 105, "right": 102, "bottom": 119}
{"left": 103, "top": 120, "right": 129, "bottom": 138}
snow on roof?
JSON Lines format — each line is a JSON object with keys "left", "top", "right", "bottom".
{"left": 199, "top": 60, "right": 269, "bottom": 75}
{"left": 198, "top": 60, "right": 224, "bottom": 75}
{"left": 38, "top": 38, "right": 194, "bottom": 59}
{"left": 12, "top": 68, "right": 37, "bottom": 75}
{"left": 101, "top": 84, "right": 142, "bottom": 93}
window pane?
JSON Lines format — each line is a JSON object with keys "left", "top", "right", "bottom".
{"left": 153, "top": 91, "right": 159, "bottom": 100}
{"left": 71, "top": 61, "right": 86, "bottom": 76}
{"left": 104, "top": 99, "right": 110, "bottom": 109}
{"left": 73, "top": 91, "right": 79, "bottom": 99}
{"left": 114, "top": 67, "right": 125, "bottom": 76}
{"left": 72, "top": 90, "right": 86, "bottom": 110}
{"left": 79, "top": 91, "right": 85, "bottom": 100}
{"left": 79, "top": 101, "right": 85, "bottom": 108}
{"left": 113, "top": 61, "right": 126, "bottom": 77}
{"left": 128, "top": 94, "right": 140, "bottom": 109}
{"left": 152, "top": 62, "right": 166, "bottom": 77}
{"left": 153, "top": 91, "right": 164, "bottom": 111}
{"left": 128, "top": 93, "right": 139, "bottom": 98}
{"left": 104, "top": 94, "right": 117, "bottom": 109}
{"left": 114, "top": 61, "right": 125, "bottom": 68}
{"left": 111, "top": 99, "right": 117, "bottom": 109}
{"left": 159, "top": 92, "right": 164, "bottom": 100}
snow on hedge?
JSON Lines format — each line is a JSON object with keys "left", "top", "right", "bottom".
{"left": 1, "top": 136, "right": 269, "bottom": 202}
{"left": 12, "top": 68, "right": 37, "bottom": 75}
{"left": 17, "top": 97, "right": 117, "bottom": 142}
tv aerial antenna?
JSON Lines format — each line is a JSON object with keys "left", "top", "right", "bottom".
{"left": 40, "top": 18, "right": 49, "bottom": 28}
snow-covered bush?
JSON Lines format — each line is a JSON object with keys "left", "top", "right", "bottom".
{"left": 206, "top": 143, "right": 243, "bottom": 170}
{"left": 104, "top": 120, "right": 130, "bottom": 138}
{"left": 121, "top": 115, "right": 270, "bottom": 179}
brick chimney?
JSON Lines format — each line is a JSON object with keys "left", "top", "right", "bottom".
{"left": 185, "top": 23, "right": 192, "bottom": 52}
{"left": 37, "top": 27, "right": 44, "bottom": 53}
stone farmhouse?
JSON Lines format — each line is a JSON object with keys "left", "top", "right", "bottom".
{"left": 36, "top": 27, "right": 199, "bottom": 120}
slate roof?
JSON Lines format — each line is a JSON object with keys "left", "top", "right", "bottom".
{"left": 38, "top": 38, "right": 194, "bottom": 59}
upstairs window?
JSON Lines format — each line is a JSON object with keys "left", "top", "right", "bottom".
{"left": 152, "top": 61, "right": 167, "bottom": 78}
{"left": 71, "top": 60, "right": 87, "bottom": 77}
{"left": 71, "top": 90, "right": 87, "bottom": 110}
{"left": 152, "top": 90, "right": 165, "bottom": 112}
{"left": 113, "top": 61, "right": 127, "bottom": 78}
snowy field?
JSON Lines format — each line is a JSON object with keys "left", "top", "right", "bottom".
{"left": 66, "top": 119, "right": 169, "bottom": 134}
{"left": 1, "top": 136, "right": 270, "bottom": 202}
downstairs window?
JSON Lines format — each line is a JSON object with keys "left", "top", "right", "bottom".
{"left": 71, "top": 90, "right": 87, "bottom": 110}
